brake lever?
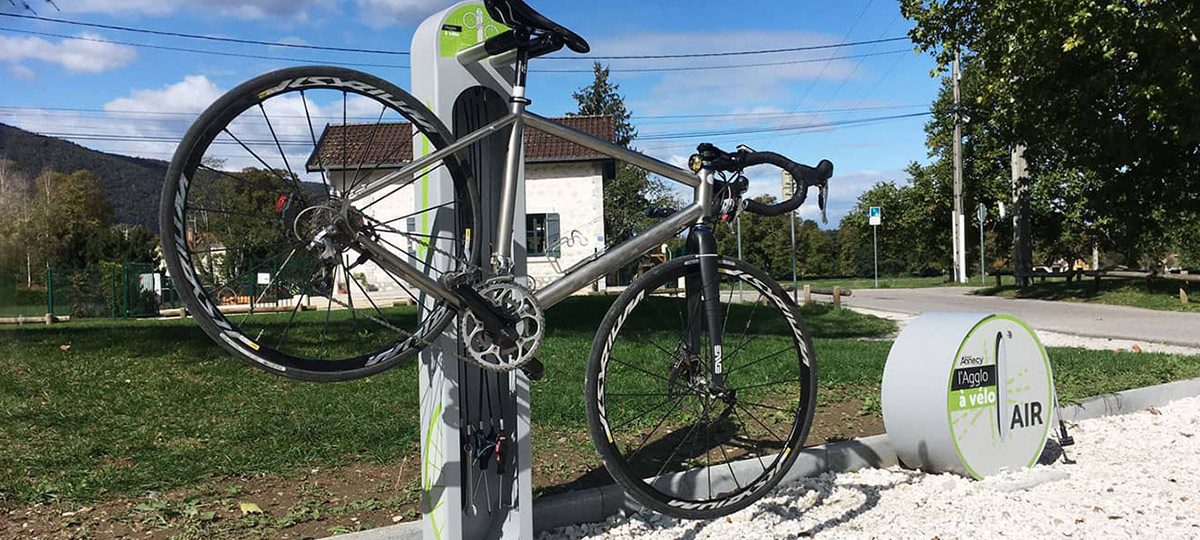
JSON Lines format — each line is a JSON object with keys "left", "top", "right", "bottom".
{"left": 818, "top": 184, "right": 829, "bottom": 225}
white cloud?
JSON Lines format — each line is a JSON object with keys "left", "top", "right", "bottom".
{"left": 105, "top": 75, "right": 225, "bottom": 115}
{"left": 0, "top": 33, "right": 136, "bottom": 74}
{"left": 354, "top": 0, "right": 459, "bottom": 28}
{"left": 9, "top": 64, "right": 35, "bottom": 80}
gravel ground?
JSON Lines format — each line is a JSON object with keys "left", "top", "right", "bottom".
{"left": 540, "top": 396, "right": 1200, "bottom": 540}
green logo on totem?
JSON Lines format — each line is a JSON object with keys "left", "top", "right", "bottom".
{"left": 439, "top": 4, "right": 509, "bottom": 57}
{"left": 946, "top": 315, "right": 1054, "bottom": 478}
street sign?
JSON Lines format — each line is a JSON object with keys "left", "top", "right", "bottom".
{"left": 869, "top": 206, "right": 882, "bottom": 226}
{"left": 977, "top": 203, "right": 988, "bottom": 223}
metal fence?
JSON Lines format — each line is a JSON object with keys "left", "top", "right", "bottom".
{"left": 43, "top": 263, "right": 181, "bottom": 319}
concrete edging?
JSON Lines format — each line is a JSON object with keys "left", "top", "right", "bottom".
{"left": 325, "top": 376, "right": 1200, "bottom": 540}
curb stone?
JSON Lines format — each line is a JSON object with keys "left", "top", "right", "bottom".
{"left": 323, "top": 376, "right": 1200, "bottom": 540}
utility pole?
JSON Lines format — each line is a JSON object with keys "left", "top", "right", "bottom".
{"left": 736, "top": 213, "right": 743, "bottom": 298}
{"left": 790, "top": 211, "right": 797, "bottom": 302}
{"left": 784, "top": 170, "right": 798, "bottom": 302}
{"left": 952, "top": 51, "right": 967, "bottom": 283}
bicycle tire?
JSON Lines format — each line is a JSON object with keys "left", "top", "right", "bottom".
{"left": 160, "top": 65, "right": 480, "bottom": 382}
{"left": 585, "top": 254, "right": 817, "bottom": 519}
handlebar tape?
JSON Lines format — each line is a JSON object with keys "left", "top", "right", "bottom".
{"left": 740, "top": 153, "right": 834, "bottom": 218}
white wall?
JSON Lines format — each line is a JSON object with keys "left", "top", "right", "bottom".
{"left": 329, "top": 160, "right": 607, "bottom": 300}
{"left": 524, "top": 161, "right": 607, "bottom": 292}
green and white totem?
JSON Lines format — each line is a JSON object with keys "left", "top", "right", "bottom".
{"left": 881, "top": 313, "right": 1056, "bottom": 478}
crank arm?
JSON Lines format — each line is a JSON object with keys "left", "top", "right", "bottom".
{"left": 447, "top": 277, "right": 521, "bottom": 350}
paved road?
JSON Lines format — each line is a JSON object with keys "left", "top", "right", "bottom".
{"left": 841, "top": 286, "right": 1200, "bottom": 347}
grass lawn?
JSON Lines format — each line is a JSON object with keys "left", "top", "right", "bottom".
{"left": 975, "top": 276, "right": 1199, "bottom": 313}
{"left": 2, "top": 295, "right": 1199, "bottom": 538}
{"left": 0, "top": 296, "right": 892, "bottom": 509}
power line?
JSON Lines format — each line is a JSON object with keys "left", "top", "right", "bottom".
{"left": 777, "top": 10, "right": 904, "bottom": 144}
{"left": 0, "top": 27, "right": 412, "bottom": 69}
{"left": 541, "top": 49, "right": 910, "bottom": 73}
{"left": 0, "top": 11, "right": 411, "bottom": 55}
{"left": 767, "top": 0, "right": 876, "bottom": 143}
{"left": 10, "top": 111, "right": 930, "bottom": 147}
{"left": 0, "top": 103, "right": 929, "bottom": 127}
{"left": 0, "top": 26, "right": 910, "bottom": 75}
{"left": 0, "top": 11, "right": 911, "bottom": 61}
{"left": 638, "top": 111, "right": 931, "bottom": 141}
{"left": 633, "top": 104, "right": 926, "bottom": 120}
{"left": 544, "top": 36, "right": 912, "bottom": 60}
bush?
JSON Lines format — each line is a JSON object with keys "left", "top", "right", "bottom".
{"left": 16, "top": 286, "right": 46, "bottom": 306}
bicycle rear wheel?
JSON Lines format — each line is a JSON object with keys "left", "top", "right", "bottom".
{"left": 160, "top": 66, "right": 479, "bottom": 382}
{"left": 585, "top": 255, "right": 817, "bottom": 518}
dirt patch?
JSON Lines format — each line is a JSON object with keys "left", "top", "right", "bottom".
{"left": 3, "top": 455, "right": 424, "bottom": 540}
{"left": 804, "top": 397, "right": 886, "bottom": 444}
{"left": 3, "top": 403, "right": 884, "bottom": 540}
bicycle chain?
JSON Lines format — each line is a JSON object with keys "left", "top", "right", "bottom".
{"left": 321, "top": 276, "right": 532, "bottom": 372}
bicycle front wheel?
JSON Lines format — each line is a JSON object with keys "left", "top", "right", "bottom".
{"left": 160, "top": 66, "right": 480, "bottom": 382}
{"left": 585, "top": 255, "right": 817, "bottom": 519}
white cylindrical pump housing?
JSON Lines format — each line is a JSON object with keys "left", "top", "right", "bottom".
{"left": 881, "top": 312, "right": 1055, "bottom": 478}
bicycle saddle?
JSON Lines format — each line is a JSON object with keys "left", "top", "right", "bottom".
{"left": 484, "top": 0, "right": 590, "bottom": 54}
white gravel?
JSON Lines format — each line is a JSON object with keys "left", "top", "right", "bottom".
{"left": 540, "top": 396, "right": 1200, "bottom": 540}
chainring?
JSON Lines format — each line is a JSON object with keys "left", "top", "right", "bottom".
{"left": 459, "top": 280, "right": 544, "bottom": 372}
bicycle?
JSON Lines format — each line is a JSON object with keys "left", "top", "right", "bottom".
{"left": 160, "top": 0, "right": 834, "bottom": 519}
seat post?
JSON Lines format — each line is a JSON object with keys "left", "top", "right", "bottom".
{"left": 492, "top": 53, "right": 530, "bottom": 274}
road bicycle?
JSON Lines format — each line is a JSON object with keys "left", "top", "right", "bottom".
{"left": 160, "top": 0, "right": 834, "bottom": 519}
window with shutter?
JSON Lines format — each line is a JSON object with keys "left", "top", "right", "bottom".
{"left": 525, "top": 213, "right": 561, "bottom": 257}
{"left": 546, "top": 213, "right": 560, "bottom": 257}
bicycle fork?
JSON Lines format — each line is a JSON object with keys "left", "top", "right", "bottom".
{"left": 685, "top": 225, "right": 726, "bottom": 390}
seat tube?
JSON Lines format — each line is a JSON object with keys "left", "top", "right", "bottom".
{"left": 687, "top": 224, "right": 726, "bottom": 389}
{"left": 493, "top": 56, "right": 529, "bottom": 274}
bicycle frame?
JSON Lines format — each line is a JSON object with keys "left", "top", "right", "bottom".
{"left": 348, "top": 61, "right": 714, "bottom": 311}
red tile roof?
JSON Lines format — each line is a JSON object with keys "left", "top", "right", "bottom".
{"left": 305, "top": 115, "right": 615, "bottom": 172}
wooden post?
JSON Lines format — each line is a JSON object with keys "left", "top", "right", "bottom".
{"left": 833, "top": 286, "right": 842, "bottom": 309}
{"left": 1182, "top": 286, "right": 1189, "bottom": 305}
{"left": 803, "top": 285, "right": 811, "bottom": 305}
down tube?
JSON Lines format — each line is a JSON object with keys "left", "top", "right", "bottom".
{"left": 534, "top": 203, "right": 705, "bottom": 309}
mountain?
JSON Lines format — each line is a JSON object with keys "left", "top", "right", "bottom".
{"left": 0, "top": 122, "right": 169, "bottom": 232}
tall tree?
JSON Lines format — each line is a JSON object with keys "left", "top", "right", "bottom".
{"left": 30, "top": 170, "right": 113, "bottom": 269}
{"left": 570, "top": 63, "right": 679, "bottom": 245}
{"left": 902, "top": 0, "right": 1200, "bottom": 269}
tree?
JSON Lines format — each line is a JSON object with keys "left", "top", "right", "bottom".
{"left": 85, "top": 225, "right": 159, "bottom": 265}
{"left": 0, "top": 159, "right": 34, "bottom": 283}
{"left": 30, "top": 170, "right": 113, "bottom": 269}
{"left": 714, "top": 196, "right": 791, "bottom": 279}
{"left": 570, "top": 63, "right": 680, "bottom": 245}
{"left": 902, "top": 0, "right": 1200, "bottom": 269}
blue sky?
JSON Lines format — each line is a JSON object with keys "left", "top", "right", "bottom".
{"left": 0, "top": 0, "right": 945, "bottom": 226}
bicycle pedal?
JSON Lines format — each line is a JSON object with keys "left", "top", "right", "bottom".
{"left": 521, "top": 358, "right": 545, "bottom": 381}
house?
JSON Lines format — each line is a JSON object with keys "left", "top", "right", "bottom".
{"left": 304, "top": 115, "right": 614, "bottom": 299}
